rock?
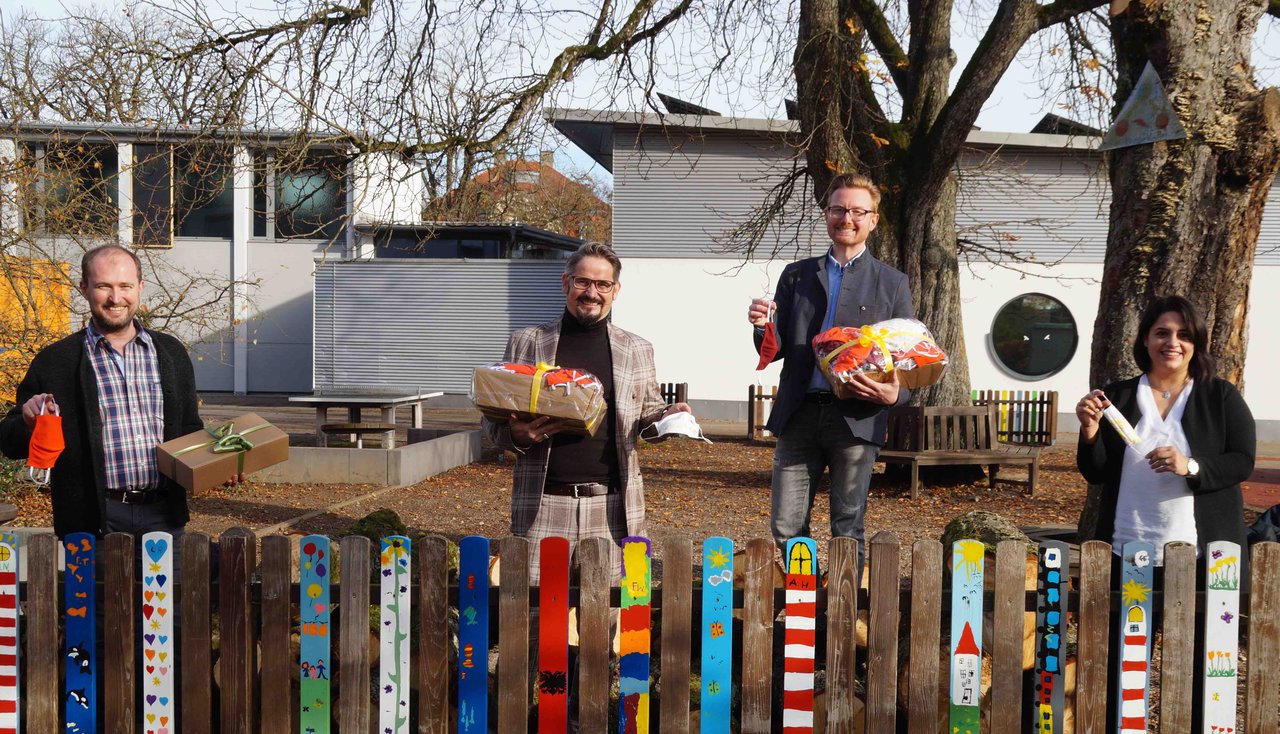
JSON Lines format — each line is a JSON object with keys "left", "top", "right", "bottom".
{"left": 338, "top": 508, "right": 409, "bottom": 542}
{"left": 939, "top": 511, "right": 1034, "bottom": 555}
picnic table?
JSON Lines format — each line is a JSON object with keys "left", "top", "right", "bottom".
{"left": 288, "top": 391, "right": 444, "bottom": 448}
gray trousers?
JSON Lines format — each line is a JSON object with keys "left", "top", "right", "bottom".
{"left": 770, "top": 401, "right": 879, "bottom": 573}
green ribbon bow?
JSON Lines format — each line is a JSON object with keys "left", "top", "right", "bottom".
{"left": 172, "top": 421, "right": 271, "bottom": 476}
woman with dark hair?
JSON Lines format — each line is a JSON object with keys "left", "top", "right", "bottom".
{"left": 1075, "top": 295, "right": 1256, "bottom": 570}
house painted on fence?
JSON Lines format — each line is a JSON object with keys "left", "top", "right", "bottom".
{"left": 544, "top": 107, "right": 1280, "bottom": 434}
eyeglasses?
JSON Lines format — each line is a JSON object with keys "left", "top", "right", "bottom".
{"left": 569, "top": 276, "right": 616, "bottom": 294}
{"left": 825, "top": 206, "right": 875, "bottom": 221}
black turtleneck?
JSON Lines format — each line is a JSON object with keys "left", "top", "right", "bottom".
{"left": 546, "top": 310, "right": 619, "bottom": 486}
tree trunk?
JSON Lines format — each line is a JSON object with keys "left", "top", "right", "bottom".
{"left": 1091, "top": 0, "right": 1280, "bottom": 390}
{"left": 794, "top": 0, "right": 972, "bottom": 406}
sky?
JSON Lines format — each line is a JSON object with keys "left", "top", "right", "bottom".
{"left": 2, "top": 0, "right": 1276, "bottom": 184}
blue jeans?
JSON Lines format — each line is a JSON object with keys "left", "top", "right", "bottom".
{"left": 771, "top": 401, "right": 878, "bottom": 573}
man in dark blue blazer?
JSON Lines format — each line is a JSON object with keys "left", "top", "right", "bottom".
{"left": 748, "top": 173, "right": 914, "bottom": 574}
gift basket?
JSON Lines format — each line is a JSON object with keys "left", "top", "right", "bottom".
{"left": 471, "top": 362, "right": 608, "bottom": 436}
{"left": 812, "top": 317, "right": 948, "bottom": 397}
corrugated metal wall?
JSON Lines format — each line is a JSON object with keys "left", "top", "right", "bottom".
{"left": 612, "top": 128, "right": 1280, "bottom": 267}
{"left": 612, "top": 128, "right": 828, "bottom": 261}
{"left": 313, "top": 260, "right": 565, "bottom": 392}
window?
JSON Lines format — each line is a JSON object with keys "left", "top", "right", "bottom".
{"left": 989, "top": 293, "right": 1078, "bottom": 379}
{"left": 132, "top": 144, "right": 172, "bottom": 247}
{"left": 174, "top": 144, "right": 233, "bottom": 239}
{"left": 275, "top": 155, "right": 346, "bottom": 240}
{"left": 23, "top": 141, "right": 118, "bottom": 236}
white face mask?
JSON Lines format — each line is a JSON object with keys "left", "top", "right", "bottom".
{"left": 641, "top": 411, "right": 712, "bottom": 443}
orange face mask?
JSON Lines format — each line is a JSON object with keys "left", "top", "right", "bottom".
{"left": 756, "top": 322, "right": 779, "bottom": 371}
{"left": 27, "top": 403, "right": 64, "bottom": 485}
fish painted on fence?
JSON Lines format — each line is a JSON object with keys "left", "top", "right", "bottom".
{"left": 458, "top": 536, "right": 490, "bottom": 734}
{"left": 1035, "top": 541, "right": 1068, "bottom": 733}
{"left": 142, "top": 532, "right": 175, "bottom": 734}
{"left": 1202, "top": 541, "right": 1241, "bottom": 732}
{"left": 1114, "top": 541, "right": 1153, "bottom": 734}
{"left": 64, "top": 533, "right": 95, "bottom": 734}
{"left": 300, "top": 535, "right": 331, "bottom": 733}
{"left": 618, "top": 537, "right": 652, "bottom": 734}
{"left": 949, "top": 539, "right": 984, "bottom": 734}
{"left": 380, "top": 536, "right": 411, "bottom": 734}
{"left": 538, "top": 537, "right": 570, "bottom": 733}
{"left": 0, "top": 535, "right": 19, "bottom": 734}
{"left": 700, "top": 537, "right": 734, "bottom": 734}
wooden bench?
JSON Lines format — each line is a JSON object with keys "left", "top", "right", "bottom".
{"left": 747, "top": 384, "right": 777, "bottom": 441}
{"left": 879, "top": 404, "right": 1042, "bottom": 499}
{"left": 661, "top": 382, "right": 688, "bottom": 405}
{"left": 320, "top": 423, "right": 398, "bottom": 449}
{"left": 971, "top": 389, "right": 1059, "bottom": 446}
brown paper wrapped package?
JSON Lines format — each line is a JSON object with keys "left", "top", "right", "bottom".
{"left": 156, "top": 412, "right": 289, "bottom": 494}
{"left": 471, "top": 365, "right": 607, "bottom": 436}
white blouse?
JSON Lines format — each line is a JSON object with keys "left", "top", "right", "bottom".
{"left": 1112, "top": 375, "right": 1197, "bottom": 564}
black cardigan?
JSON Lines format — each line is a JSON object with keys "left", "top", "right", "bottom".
{"left": 0, "top": 328, "right": 203, "bottom": 537}
{"left": 1076, "top": 375, "right": 1255, "bottom": 577}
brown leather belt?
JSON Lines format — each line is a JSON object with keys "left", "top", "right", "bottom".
{"left": 106, "top": 488, "right": 167, "bottom": 505}
{"left": 542, "top": 482, "right": 614, "bottom": 498}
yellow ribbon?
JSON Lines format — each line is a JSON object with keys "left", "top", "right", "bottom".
{"left": 528, "top": 361, "right": 559, "bottom": 413}
{"left": 820, "top": 326, "right": 933, "bottom": 375}
{"left": 171, "top": 421, "right": 272, "bottom": 475}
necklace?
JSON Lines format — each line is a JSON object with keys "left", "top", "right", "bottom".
{"left": 1151, "top": 377, "right": 1187, "bottom": 400}
{"left": 1161, "top": 389, "right": 1171, "bottom": 399}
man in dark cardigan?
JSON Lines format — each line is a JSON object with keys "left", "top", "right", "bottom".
{"left": 0, "top": 245, "right": 205, "bottom": 538}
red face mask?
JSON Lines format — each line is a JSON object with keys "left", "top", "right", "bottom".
{"left": 28, "top": 405, "right": 64, "bottom": 485}
{"left": 756, "top": 321, "right": 779, "bottom": 370}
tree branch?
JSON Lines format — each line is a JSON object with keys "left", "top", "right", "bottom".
{"left": 164, "top": 1, "right": 374, "bottom": 60}
{"left": 848, "top": 0, "right": 911, "bottom": 96}
{"left": 1039, "top": 0, "right": 1111, "bottom": 29}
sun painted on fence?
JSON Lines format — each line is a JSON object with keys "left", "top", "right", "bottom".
{"left": 380, "top": 536, "right": 411, "bottom": 734}
{"left": 1115, "top": 541, "right": 1153, "bottom": 734}
{"left": 1034, "top": 542, "right": 1068, "bottom": 734}
{"left": 63, "top": 532, "right": 95, "bottom": 734}
{"left": 782, "top": 538, "right": 818, "bottom": 734}
{"left": 0, "top": 533, "right": 19, "bottom": 734}
{"left": 299, "top": 535, "right": 331, "bottom": 733}
{"left": 458, "top": 536, "right": 490, "bottom": 734}
{"left": 141, "top": 532, "right": 175, "bottom": 734}
{"left": 1202, "top": 541, "right": 1241, "bottom": 731}
{"left": 538, "top": 537, "right": 570, "bottom": 734}
{"left": 949, "top": 539, "right": 984, "bottom": 734}
{"left": 700, "top": 537, "right": 733, "bottom": 734}
{"left": 618, "top": 537, "right": 652, "bottom": 734}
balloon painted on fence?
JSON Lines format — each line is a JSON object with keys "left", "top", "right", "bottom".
{"left": 1202, "top": 540, "right": 1241, "bottom": 732}
{"left": 142, "top": 532, "right": 175, "bottom": 734}
{"left": 1034, "top": 541, "right": 1069, "bottom": 733}
{"left": 380, "top": 536, "right": 411, "bottom": 734}
{"left": 299, "top": 535, "right": 331, "bottom": 733}
{"left": 948, "top": 539, "right": 984, "bottom": 734}
{"left": 0, "top": 534, "right": 19, "bottom": 734}
{"left": 700, "top": 537, "right": 733, "bottom": 734}
{"left": 782, "top": 537, "right": 818, "bottom": 734}
{"left": 1114, "top": 541, "right": 1154, "bottom": 734}
{"left": 618, "top": 537, "right": 652, "bottom": 734}
{"left": 63, "top": 532, "right": 95, "bottom": 734}
{"left": 458, "top": 536, "right": 490, "bottom": 734}
{"left": 537, "top": 537, "right": 570, "bottom": 734}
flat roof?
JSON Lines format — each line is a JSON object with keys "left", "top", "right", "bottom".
{"left": 1, "top": 119, "right": 353, "bottom": 147}
{"left": 547, "top": 106, "right": 1099, "bottom": 173}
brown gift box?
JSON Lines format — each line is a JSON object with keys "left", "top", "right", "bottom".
{"left": 471, "top": 364, "right": 607, "bottom": 436}
{"left": 156, "top": 412, "right": 289, "bottom": 494}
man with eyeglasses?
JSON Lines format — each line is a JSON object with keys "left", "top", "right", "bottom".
{"left": 483, "top": 242, "right": 692, "bottom": 582}
{"left": 747, "top": 172, "right": 914, "bottom": 579}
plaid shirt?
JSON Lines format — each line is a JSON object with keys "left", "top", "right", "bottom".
{"left": 84, "top": 320, "right": 165, "bottom": 490}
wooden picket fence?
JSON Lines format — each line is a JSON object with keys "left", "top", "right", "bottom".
{"left": 8, "top": 529, "right": 1280, "bottom": 732}
{"left": 970, "top": 389, "right": 1059, "bottom": 446}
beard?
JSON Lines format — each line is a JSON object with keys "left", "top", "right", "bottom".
{"left": 570, "top": 298, "right": 607, "bottom": 325}
{"left": 90, "top": 306, "right": 136, "bottom": 334}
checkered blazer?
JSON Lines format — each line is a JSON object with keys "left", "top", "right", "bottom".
{"left": 482, "top": 319, "right": 668, "bottom": 538}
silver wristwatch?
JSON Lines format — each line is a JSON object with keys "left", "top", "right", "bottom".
{"left": 1187, "top": 458, "right": 1199, "bottom": 477}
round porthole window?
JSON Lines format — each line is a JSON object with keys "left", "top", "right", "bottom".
{"left": 988, "top": 293, "right": 1078, "bottom": 379}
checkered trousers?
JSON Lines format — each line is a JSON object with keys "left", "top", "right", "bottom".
{"left": 524, "top": 493, "right": 632, "bottom": 586}
{"left": 84, "top": 323, "right": 165, "bottom": 490}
